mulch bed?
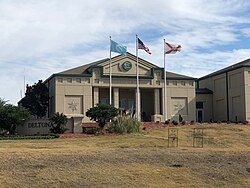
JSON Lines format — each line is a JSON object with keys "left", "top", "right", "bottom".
{"left": 60, "top": 122, "right": 246, "bottom": 138}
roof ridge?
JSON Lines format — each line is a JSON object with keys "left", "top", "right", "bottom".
{"left": 198, "top": 58, "right": 250, "bottom": 80}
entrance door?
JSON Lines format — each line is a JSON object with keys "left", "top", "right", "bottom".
{"left": 196, "top": 109, "right": 204, "bottom": 122}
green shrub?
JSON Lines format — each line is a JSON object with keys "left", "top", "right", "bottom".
{"left": 83, "top": 127, "right": 101, "bottom": 134}
{"left": 172, "top": 120, "right": 178, "bottom": 125}
{"left": 50, "top": 112, "right": 68, "bottom": 134}
{"left": 108, "top": 116, "right": 141, "bottom": 134}
{"left": 0, "top": 134, "right": 59, "bottom": 140}
{"left": 178, "top": 114, "right": 183, "bottom": 122}
{"left": 86, "top": 104, "right": 119, "bottom": 130}
{"left": 181, "top": 121, "right": 186, "bottom": 125}
{"left": 165, "top": 120, "right": 170, "bottom": 125}
{"left": 190, "top": 120, "right": 195, "bottom": 125}
{"left": 243, "top": 121, "right": 249, "bottom": 125}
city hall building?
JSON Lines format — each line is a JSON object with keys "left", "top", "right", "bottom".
{"left": 45, "top": 53, "right": 196, "bottom": 132}
{"left": 44, "top": 53, "right": 250, "bottom": 133}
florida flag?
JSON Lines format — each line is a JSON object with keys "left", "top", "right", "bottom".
{"left": 164, "top": 41, "right": 181, "bottom": 54}
{"left": 138, "top": 38, "right": 151, "bottom": 54}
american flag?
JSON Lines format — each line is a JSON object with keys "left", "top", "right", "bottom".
{"left": 138, "top": 38, "right": 151, "bottom": 54}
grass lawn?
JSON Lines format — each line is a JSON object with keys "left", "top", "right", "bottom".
{"left": 0, "top": 123, "right": 250, "bottom": 187}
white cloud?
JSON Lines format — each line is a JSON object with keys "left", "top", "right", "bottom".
{"left": 0, "top": 0, "right": 250, "bottom": 104}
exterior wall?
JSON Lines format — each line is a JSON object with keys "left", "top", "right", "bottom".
{"left": 199, "top": 77, "right": 213, "bottom": 91}
{"left": 196, "top": 94, "right": 213, "bottom": 121}
{"left": 243, "top": 68, "right": 250, "bottom": 121}
{"left": 52, "top": 76, "right": 196, "bottom": 123}
{"left": 213, "top": 73, "right": 227, "bottom": 121}
{"left": 55, "top": 77, "right": 92, "bottom": 121}
{"left": 199, "top": 74, "right": 227, "bottom": 121}
{"left": 167, "top": 80, "right": 196, "bottom": 121}
{"left": 228, "top": 68, "right": 245, "bottom": 122}
{"left": 198, "top": 67, "right": 246, "bottom": 122}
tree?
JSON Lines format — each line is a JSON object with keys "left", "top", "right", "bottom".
{"left": 49, "top": 112, "right": 68, "bottom": 134}
{"left": 0, "top": 98, "right": 30, "bottom": 134}
{"left": 86, "top": 104, "right": 119, "bottom": 129}
{"left": 19, "top": 80, "right": 49, "bottom": 118}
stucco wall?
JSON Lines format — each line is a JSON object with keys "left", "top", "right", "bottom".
{"left": 243, "top": 68, "right": 250, "bottom": 121}
{"left": 196, "top": 93, "right": 213, "bottom": 121}
{"left": 166, "top": 80, "right": 196, "bottom": 121}
{"left": 228, "top": 68, "right": 245, "bottom": 121}
{"left": 198, "top": 67, "right": 246, "bottom": 122}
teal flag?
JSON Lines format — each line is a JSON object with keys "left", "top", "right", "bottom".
{"left": 110, "top": 40, "right": 127, "bottom": 55}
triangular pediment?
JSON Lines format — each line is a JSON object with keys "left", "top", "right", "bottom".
{"left": 55, "top": 53, "right": 195, "bottom": 80}
{"left": 94, "top": 53, "right": 160, "bottom": 77}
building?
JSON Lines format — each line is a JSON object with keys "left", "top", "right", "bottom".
{"left": 196, "top": 58, "right": 250, "bottom": 123}
{"left": 45, "top": 53, "right": 196, "bottom": 132}
{"left": 44, "top": 53, "right": 250, "bottom": 133}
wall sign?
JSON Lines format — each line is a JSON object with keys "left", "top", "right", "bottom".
{"left": 122, "top": 61, "right": 132, "bottom": 71}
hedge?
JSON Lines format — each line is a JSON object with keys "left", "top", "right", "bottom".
{"left": 0, "top": 134, "right": 59, "bottom": 140}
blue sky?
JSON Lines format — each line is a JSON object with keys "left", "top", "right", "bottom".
{"left": 1, "top": 0, "right": 250, "bottom": 104}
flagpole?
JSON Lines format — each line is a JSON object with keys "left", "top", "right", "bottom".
{"left": 163, "top": 39, "right": 167, "bottom": 122}
{"left": 136, "top": 34, "right": 140, "bottom": 121}
{"left": 109, "top": 36, "right": 112, "bottom": 105}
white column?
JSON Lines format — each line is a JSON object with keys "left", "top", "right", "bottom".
{"left": 135, "top": 88, "right": 141, "bottom": 121}
{"left": 113, "top": 88, "right": 119, "bottom": 109}
{"left": 93, "top": 87, "right": 99, "bottom": 106}
{"left": 154, "top": 88, "right": 160, "bottom": 115}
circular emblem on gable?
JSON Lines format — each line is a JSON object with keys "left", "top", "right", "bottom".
{"left": 122, "top": 61, "right": 132, "bottom": 71}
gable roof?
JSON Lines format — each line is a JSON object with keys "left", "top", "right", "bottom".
{"left": 58, "top": 58, "right": 109, "bottom": 75}
{"left": 55, "top": 53, "right": 194, "bottom": 80}
{"left": 198, "top": 58, "right": 250, "bottom": 81}
{"left": 166, "top": 72, "right": 194, "bottom": 80}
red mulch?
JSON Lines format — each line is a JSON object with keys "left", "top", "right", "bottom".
{"left": 59, "top": 122, "right": 194, "bottom": 139}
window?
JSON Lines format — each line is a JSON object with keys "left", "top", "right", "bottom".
{"left": 85, "top": 78, "right": 90, "bottom": 83}
{"left": 173, "top": 81, "right": 177, "bottom": 86}
{"left": 120, "top": 99, "right": 126, "bottom": 109}
{"left": 196, "top": 102, "right": 203, "bottom": 109}
{"left": 57, "top": 78, "right": 63, "bottom": 83}
{"left": 189, "top": 81, "right": 194, "bottom": 86}
{"left": 166, "top": 81, "right": 169, "bottom": 85}
{"left": 181, "top": 81, "right": 185, "bottom": 86}
{"left": 100, "top": 98, "right": 108, "bottom": 105}
{"left": 67, "top": 78, "right": 72, "bottom": 83}
{"left": 76, "top": 78, "right": 81, "bottom": 83}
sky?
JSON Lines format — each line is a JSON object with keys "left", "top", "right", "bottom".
{"left": 1, "top": 0, "right": 250, "bottom": 105}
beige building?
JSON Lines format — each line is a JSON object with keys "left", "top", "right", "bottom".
{"left": 196, "top": 58, "right": 250, "bottom": 122}
{"left": 45, "top": 53, "right": 196, "bottom": 132}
